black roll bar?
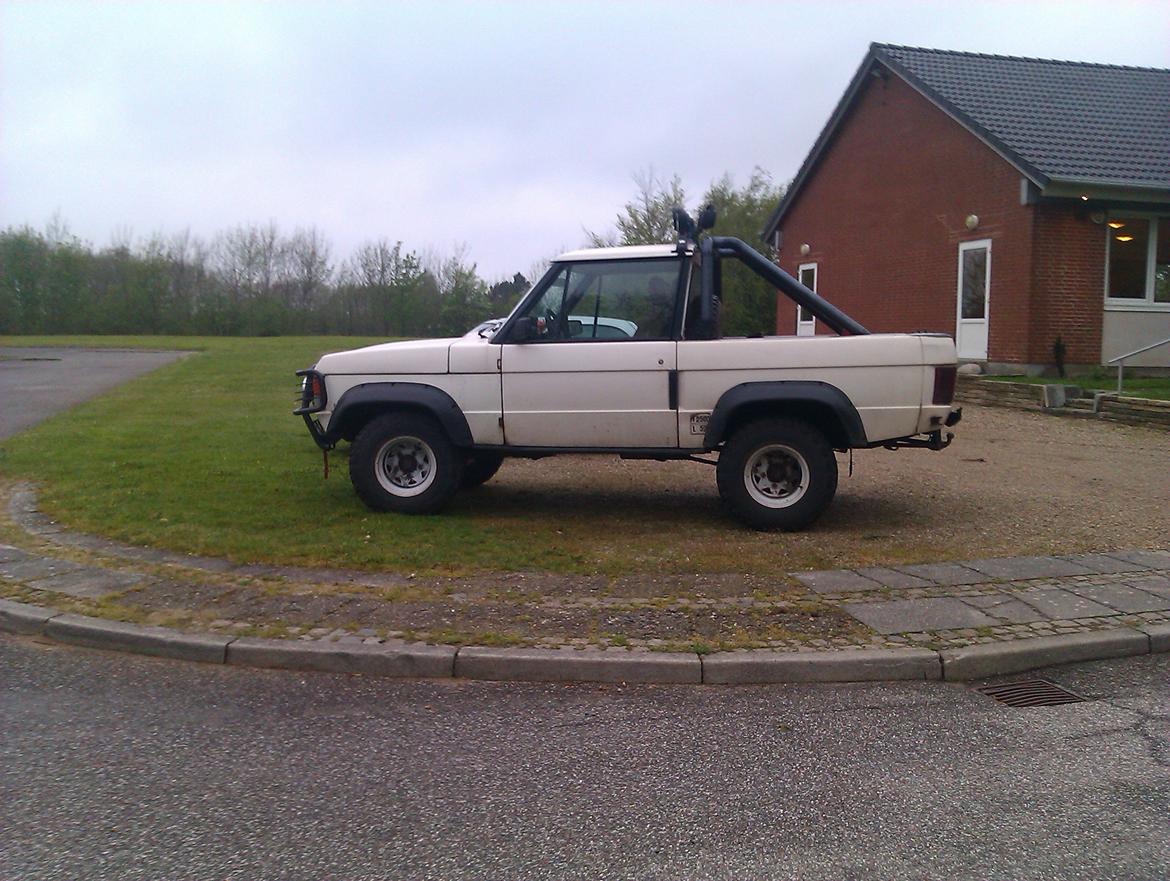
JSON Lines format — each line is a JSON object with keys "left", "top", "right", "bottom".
{"left": 708, "top": 235, "right": 869, "bottom": 337}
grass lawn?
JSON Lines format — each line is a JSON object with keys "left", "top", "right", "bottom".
{"left": 983, "top": 373, "right": 1170, "bottom": 401}
{"left": 1, "top": 334, "right": 806, "bottom": 577}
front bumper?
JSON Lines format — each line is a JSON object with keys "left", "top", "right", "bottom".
{"left": 294, "top": 368, "right": 334, "bottom": 451}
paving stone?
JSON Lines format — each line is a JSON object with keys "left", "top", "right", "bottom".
{"left": 0, "top": 557, "right": 86, "bottom": 582}
{"left": 961, "top": 555, "right": 1095, "bottom": 580}
{"left": 843, "top": 598, "right": 999, "bottom": 635}
{"left": 1057, "top": 553, "right": 1147, "bottom": 575}
{"left": 1063, "top": 583, "right": 1170, "bottom": 614}
{"left": 1015, "top": 588, "right": 1119, "bottom": 620}
{"left": 790, "top": 570, "right": 883, "bottom": 594}
{"left": 1102, "top": 549, "right": 1170, "bottom": 570}
{"left": 0, "top": 545, "right": 30, "bottom": 564}
{"left": 893, "top": 562, "right": 987, "bottom": 586}
{"left": 1124, "top": 574, "right": 1170, "bottom": 598}
{"left": 962, "top": 596, "right": 1050, "bottom": 624}
{"left": 853, "top": 567, "right": 933, "bottom": 589}
{"left": 22, "top": 568, "right": 143, "bottom": 599}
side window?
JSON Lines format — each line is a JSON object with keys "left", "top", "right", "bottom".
{"left": 516, "top": 258, "right": 681, "bottom": 341}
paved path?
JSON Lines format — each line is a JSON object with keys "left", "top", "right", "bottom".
{"left": 0, "top": 346, "right": 187, "bottom": 439}
{"left": 3, "top": 634, "right": 1168, "bottom": 881}
{"left": 3, "top": 482, "right": 1168, "bottom": 682}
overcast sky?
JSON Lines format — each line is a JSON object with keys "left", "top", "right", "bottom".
{"left": 2, "top": 0, "right": 1168, "bottom": 279}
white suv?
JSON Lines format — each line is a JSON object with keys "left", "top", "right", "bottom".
{"left": 296, "top": 213, "right": 961, "bottom": 530}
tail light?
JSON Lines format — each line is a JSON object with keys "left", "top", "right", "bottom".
{"left": 932, "top": 366, "right": 957, "bottom": 405}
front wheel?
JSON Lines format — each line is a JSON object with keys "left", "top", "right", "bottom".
{"left": 461, "top": 451, "right": 505, "bottom": 489}
{"left": 715, "top": 418, "right": 838, "bottom": 531}
{"left": 349, "top": 413, "right": 463, "bottom": 514}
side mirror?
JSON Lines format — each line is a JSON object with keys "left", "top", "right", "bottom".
{"left": 510, "top": 316, "right": 536, "bottom": 342}
{"left": 565, "top": 319, "right": 583, "bottom": 337}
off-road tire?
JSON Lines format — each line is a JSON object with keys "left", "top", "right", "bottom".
{"left": 716, "top": 418, "right": 838, "bottom": 531}
{"left": 349, "top": 412, "right": 463, "bottom": 514}
{"left": 461, "top": 451, "right": 505, "bottom": 489}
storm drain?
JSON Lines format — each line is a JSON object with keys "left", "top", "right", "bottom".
{"left": 975, "top": 679, "right": 1086, "bottom": 707}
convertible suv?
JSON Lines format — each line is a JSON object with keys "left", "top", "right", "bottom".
{"left": 296, "top": 211, "right": 961, "bottom": 530}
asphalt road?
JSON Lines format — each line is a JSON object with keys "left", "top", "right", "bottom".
{"left": 1, "top": 636, "right": 1167, "bottom": 881}
{"left": 0, "top": 346, "right": 186, "bottom": 439}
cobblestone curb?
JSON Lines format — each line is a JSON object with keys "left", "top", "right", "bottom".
{"left": 4, "top": 598, "right": 1168, "bottom": 684}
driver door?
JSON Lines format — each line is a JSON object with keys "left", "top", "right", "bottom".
{"left": 500, "top": 257, "right": 683, "bottom": 448}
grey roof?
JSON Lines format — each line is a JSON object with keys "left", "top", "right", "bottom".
{"left": 763, "top": 44, "right": 1170, "bottom": 238}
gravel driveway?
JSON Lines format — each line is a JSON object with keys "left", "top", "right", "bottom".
{"left": 474, "top": 403, "right": 1168, "bottom": 571}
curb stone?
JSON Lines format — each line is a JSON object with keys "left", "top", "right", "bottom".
{"left": 702, "top": 647, "right": 940, "bottom": 684}
{"left": 455, "top": 645, "right": 702, "bottom": 683}
{"left": 44, "top": 613, "right": 232, "bottom": 664}
{"left": 939, "top": 628, "right": 1150, "bottom": 680}
{"left": 0, "top": 600, "right": 1168, "bottom": 683}
{"left": 227, "top": 636, "right": 456, "bottom": 678}
{"left": 0, "top": 598, "right": 58, "bottom": 635}
{"left": 1138, "top": 623, "right": 1170, "bottom": 653}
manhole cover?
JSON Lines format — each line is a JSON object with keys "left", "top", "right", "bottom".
{"left": 975, "top": 678, "right": 1086, "bottom": 707}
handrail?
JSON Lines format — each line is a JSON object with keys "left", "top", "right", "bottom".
{"left": 1106, "top": 334, "right": 1170, "bottom": 394}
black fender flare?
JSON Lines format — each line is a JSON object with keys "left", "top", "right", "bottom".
{"left": 704, "top": 381, "right": 867, "bottom": 449}
{"left": 326, "top": 382, "right": 475, "bottom": 447}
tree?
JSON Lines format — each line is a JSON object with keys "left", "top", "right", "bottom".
{"left": 699, "top": 168, "right": 785, "bottom": 336}
{"left": 586, "top": 168, "right": 689, "bottom": 246}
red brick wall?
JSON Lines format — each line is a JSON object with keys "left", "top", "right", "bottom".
{"left": 1028, "top": 203, "right": 1106, "bottom": 365}
{"left": 775, "top": 72, "right": 1035, "bottom": 364}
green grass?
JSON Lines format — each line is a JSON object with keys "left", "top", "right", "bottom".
{"left": 0, "top": 334, "right": 774, "bottom": 577}
{"left": 984, "top": 372, "right": 1170, "bottom": 401}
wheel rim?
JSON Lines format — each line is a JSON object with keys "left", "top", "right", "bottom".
{"left": 374, "top": 435, "right": 437, "bottom": 497}
{"left": 743, "top": 443, "right": 810, "bottom": 508}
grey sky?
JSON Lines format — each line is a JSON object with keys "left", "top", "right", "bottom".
{"left": 2, "top": 0, "right": 1167, "bottom": 280}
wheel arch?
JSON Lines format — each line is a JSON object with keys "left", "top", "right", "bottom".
{"left": 704, "top": 381, "right": 867, "bottom": 450}
{"left": 326, "top": 382, "right": 474, "bottom": 447}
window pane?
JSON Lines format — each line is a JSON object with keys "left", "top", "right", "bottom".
{"left": 1155, "top": 218, "right": 1169, "bottom": 304}
{"left": 520, "top": 259, "right": 679, "bottom": 340}
{"left": 798, "top": 267, "right": 815, "bottom": 323}
{"left": 1108, "top": 218, "right": 1150, "bottom": 300}
{"left": 961, "top": 247, "right": 987, "bottom": 319}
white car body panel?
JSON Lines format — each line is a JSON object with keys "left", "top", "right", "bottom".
{"left": 316, "top": 338, "right": 453, "bottom": 375}
{"left": 500, "top": 340, "right": 676, "bottom": 446}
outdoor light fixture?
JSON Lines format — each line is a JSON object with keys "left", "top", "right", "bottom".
{"left": 1115, "top": 235, "right": 1134, "bottom": 242}
{"left": 1080, "top": 194, "right": 1089, "bottom": 201}
{"left": 799, "top": 243, "right": 811, "bottom": 256}
{"left": 965, "top": 214, "right": 979, "bottom": 230}
{"left": 1108, "top": 221, "right": 1125, "bottom": 229}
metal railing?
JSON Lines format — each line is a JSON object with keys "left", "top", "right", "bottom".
{"left": 1107, "top": 335, "right": 1170, "bottom": 394}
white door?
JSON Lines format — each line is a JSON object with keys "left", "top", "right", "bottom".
{"left": 500, "top": 257, "right": 682, "bottom": 448}
{"left": 956, "top": 240, "right": 991, "bottom": 360}
{"left": 796, "top": 263, "right": 817, "bottom": 336}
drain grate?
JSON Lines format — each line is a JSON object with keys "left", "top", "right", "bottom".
{"left": 975, "top": 678, "right": 1086, "bottom": 707}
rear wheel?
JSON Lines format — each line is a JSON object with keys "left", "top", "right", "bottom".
{"left": 715, "top": 418, "right": 838, "bottom": 530}
{"left": 349, "top": 413, "right": 463, "bottom": 514}
{"left": 461, "top": 451, "right": 505, "bottom": 489}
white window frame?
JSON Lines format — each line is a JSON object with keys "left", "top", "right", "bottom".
{"left": 956, "top": 239, "right": 991, "bottom": 358}
{"left": 796, "top": 262, "right": 817, "bottom": 335}
{"left": 1104, "top": 212, "right": 1170, "bottom": 312}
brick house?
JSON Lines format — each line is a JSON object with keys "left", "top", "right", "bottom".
{"left": 763, "top": 44, "right": 1170, "bottom": 372}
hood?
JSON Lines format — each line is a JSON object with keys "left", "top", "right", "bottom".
{"left": 315, "top": 337, "right": 455, "bottom": 375}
